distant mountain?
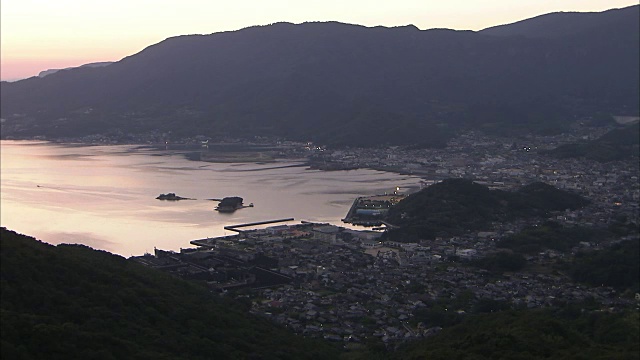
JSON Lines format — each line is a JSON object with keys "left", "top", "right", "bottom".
{"left": 546, "top": 122, "right": 640, "bottom": 162}
{"left": 38, "top": 62, "right": 113, "bottom": 78}
{"left": 1, "top": 5, "right": 638, "bottom": 146}
{"left": 384, "top": 179, "right": 589, "bottom": 241}
{"left": 0, "top": 228, "right": 339, "bottom": 359}
{"left": 479, "top": 5, "right": 638, "bottom": 38}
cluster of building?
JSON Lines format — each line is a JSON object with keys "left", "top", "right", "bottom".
{"left": 129, "top": 123, "right": 638, "bottom": 345}
{"left": 310, "top": 127, "right": 639, "bottom": 229}
{"left": 342, "top": 191, "right": 405, "bottom": 226}
{"left": 132, "top": 216, "right": 636, "bottom": 346}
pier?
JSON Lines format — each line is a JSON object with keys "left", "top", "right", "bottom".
{"left": 224, "top": 218, "right": 295, "bottom": 232}
{"left": 342, "top": 191, "right": 406, "bottom": 226}
{"left": 189, "top": 218, "right": 296, "bottom": 248}
{"left": 190, "top": 234, "right": 239, "bottom": 248}
{"left": 342, "top": 197, "right": 362, "bottom": 223}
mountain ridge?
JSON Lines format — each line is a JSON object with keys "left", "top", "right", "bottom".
{"left": 38, "top": 61, "right": 114, "bottom": 78}
{"left": 1, "top": 5, "right": 638, "bottom": 146}
{"left": 480, "top": 4, "right": 638, "bottom": 38}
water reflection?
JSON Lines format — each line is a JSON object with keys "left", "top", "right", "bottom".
{"left": 1, "top": 141, "right": 423, "bottom": 256}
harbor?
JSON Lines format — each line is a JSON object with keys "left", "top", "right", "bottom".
{"left": 342, "top": 187, "right": 406, "bottom": 226}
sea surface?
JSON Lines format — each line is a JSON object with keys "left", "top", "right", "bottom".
{"left": 0, "top": 141, "right": 423, "bottom": 256}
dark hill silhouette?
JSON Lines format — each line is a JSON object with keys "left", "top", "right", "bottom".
{"left": 546, "top": 122, "right": 640, "bottom": 162}
{"left": 1, "top": 6, "right": 638, "bottom": 146}
{"left": 479, "top": 5, "right": 638, "bottom": 38}
{"left": 38, "top": 61, "right": 113, "bottom": 78}
{"left": 0, "top": 227, "right": 339, "bottom": 359}
{"left": 395, "top": 308, "right": 639, "bottom": 359}
{"left": 384, "top": 179, "right": 589, "bottom": 241}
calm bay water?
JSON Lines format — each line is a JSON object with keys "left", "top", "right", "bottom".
{"left": 1, "top": 141, "right": 422, "bottom": 256}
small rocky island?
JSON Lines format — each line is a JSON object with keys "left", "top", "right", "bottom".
{"left": 215, "top": 196, "right": 252, "bottom": 212}
{"left": 156, "top": 193, "right": 193, "bottom": 201}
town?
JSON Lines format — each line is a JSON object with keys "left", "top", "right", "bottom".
{"left": 130, "top": 119, "right": 639, "bottom": 347}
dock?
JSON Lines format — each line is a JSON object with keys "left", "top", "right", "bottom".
{"left": 342, "top": 197, "right": 362, "bottom": 223}
{"left": 190, "top": 234, "right": 239, "bottom": 248}
{"left": 224, "top": 218, "right": 295, "bottom": 232}
{"left": 189, "top": 218, "right": 296, "bottom": 248}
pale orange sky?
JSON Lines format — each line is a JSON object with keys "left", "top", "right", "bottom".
{"left": 1, "top": 0, "right": 637, "bottom": 81}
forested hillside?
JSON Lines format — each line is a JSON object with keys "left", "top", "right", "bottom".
{"left": 384, "top": 179, "right": 589, "bottom": 241}
{"left": 0, "top": 228, "right": 339, "bottom": 360}
{"left": 393, "top": 308, "right": 639, "bottom": 360}
{"left": 1, "top": 6, "right": 638, "bottom": 145}
{"left": 547, "top": 122, "right": 640, "bottom": 162}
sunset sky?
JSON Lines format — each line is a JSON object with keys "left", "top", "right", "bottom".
{"left": 1, "top": 0, "right": 637, "bottom": 81}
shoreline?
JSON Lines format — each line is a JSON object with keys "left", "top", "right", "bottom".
{"left": 0, "top": 138, "right": 439, "bottom": 180}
